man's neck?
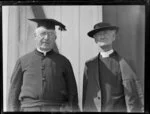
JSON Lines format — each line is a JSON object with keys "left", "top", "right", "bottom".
{"left": 99, "top": 44, "right": 114, "bottom": 58}
{"left": 37, "top": 47, "right": 51, "bottom": 56}
{"left": 100, "top": 49, "right": 114, "bottom": 58}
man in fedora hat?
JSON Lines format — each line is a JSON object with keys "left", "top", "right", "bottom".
{"left": 82, "top": 22, "right": 144, "bottom": 112}
{"left": 8, "top": 18, "right": 79, "bottom": 112}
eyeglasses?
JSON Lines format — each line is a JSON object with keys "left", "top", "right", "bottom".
{"left": 37, "top": 31, "right": 56, "bottom": 38}
{"left": 94, "top": 30, "right": 116, "bottom": 38}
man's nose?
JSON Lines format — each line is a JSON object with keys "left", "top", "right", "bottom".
{"left": 43, "top": 34, "right": 49, "bottom": 40}
{"left": 100, "top": 35, "right": 105, "bottom": 39}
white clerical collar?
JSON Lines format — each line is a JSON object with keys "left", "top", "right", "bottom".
{"left": 100, "top": 49, "right": 114, "bottom": 58}
{"left": 37, "top": 48, "right": 50, "bottom": 56}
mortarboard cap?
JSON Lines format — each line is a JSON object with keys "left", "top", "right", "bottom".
{"left": 29, "top": 18, "right": 66, "bottom": 31}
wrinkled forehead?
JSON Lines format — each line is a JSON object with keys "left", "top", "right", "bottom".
{"left": 35, "top": 26, "right": 56, "bottom": 34}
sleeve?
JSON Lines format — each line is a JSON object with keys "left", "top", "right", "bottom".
{"left": 82, "top": 63, "right": 88, "bottom": 111}
{"left": 119, "top": 59, "right": 144, "bottom": 112}
{"left": 63, "top": 60, "right": 80, "bottom": 112}
{"left": 7, "top": 58, "right": 23, "bottom": 111}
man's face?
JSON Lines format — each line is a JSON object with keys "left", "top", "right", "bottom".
{"left": 34, "top": 26, "right": 56, "bottom": 51}
{"left": 94, "top": 29, "right": 116, "bottom": 47}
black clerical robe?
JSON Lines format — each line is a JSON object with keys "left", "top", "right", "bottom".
{"left": 8, "top": 49, "right": 79, "bottom": 111}
{"left": 82, "top": 51, "right": 144, "bottom": 112}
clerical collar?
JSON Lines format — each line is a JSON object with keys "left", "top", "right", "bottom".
{"left": 36, "top": 48, "right": 50, "bottom": 56}
{"left": 100, "top": 49, "right": 114, "bottom": 58}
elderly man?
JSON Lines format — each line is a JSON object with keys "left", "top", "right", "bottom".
{"left": 82, "top": 22, "right": 144, "bottom": 112}
{"left": 8, "top": 18, "right": 79, "bottom": 112}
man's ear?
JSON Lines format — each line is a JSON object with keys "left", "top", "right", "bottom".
{"left": 34, "top": 32, "right": 37, "bottom": 40}
{"left": 55, "top": 35, "right": 57, "bottom": 40}
{"left": 94, "top": 37, "right": 98, "bottom": 43}
{"left": 112, "top": 30, "right": 117, "bottom": 41}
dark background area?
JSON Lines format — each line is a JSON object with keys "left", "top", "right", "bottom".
{"left": 103, "top": 5, "right": 145, "bottom": 90}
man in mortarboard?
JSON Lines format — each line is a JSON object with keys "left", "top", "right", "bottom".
{"left": 8, "top": 19, "right": 79, "bottom": 112}
{"left": 82, "top": 22, "right": 144, "bottom": 112}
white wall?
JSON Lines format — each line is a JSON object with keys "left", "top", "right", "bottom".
{"left": 3, "top": 6, "right": 9, "bottom": 111}
{"left": 3, "top": 6, "right": 102, "bottom": 111}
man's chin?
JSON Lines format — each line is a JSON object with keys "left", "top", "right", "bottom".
{"left": 40, "top": 47, "right": 52, "bottom": 51}
{"left": 98, "top": 43, "right": 107, "bottom": 47}
{"left": 98, "top": 43, "right": 112, "bottom": 50}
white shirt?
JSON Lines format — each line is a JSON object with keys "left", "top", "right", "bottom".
{"left": 100, "top": 49, "right": 114, "bottom": 58}
{"left": 37, "top": 48, "right": 50, "bottom": 56}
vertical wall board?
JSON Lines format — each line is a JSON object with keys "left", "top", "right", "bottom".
{"left": 60, "top": 6, "right": 80, "bottom": 85}
{"left": 3, "top": 6, "right": 9, "bottom": 112}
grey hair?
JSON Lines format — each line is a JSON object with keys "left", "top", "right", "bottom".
{"left": 34, "top": 27, "right": 56, "bottom": 37}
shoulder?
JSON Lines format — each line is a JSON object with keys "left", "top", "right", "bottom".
{"left": 85, "top": 55, "right": 98, "bottom": 65}
{"left": 19, "top": 51, "right": 35, "bottom": 62}
{"left": 112, "top": 51, "right": 122, "bottom": 61}
{"left": 12, "top": 51, "right": 34, "bottom": 70}
{"left": 54, "top": 52, "right": 69, "bottom": 60}
{"left": 20, "top": 51, "right": 34, "bottom": 59}
{"left": 53, "top": 52, "right": 71, "bottom": 64}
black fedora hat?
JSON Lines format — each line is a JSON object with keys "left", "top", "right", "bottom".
{"left": 88, "top": 22, "right": 119, "bottom": 38}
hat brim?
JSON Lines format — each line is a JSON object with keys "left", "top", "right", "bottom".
{"left": 88, "top": 26, "right": 119, "bottom": 38}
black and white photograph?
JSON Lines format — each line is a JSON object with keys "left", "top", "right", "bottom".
{"left": 2, "top": 3, "right": 146, "bottom": 112}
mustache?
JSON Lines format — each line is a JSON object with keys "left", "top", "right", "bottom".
{"left": 42, "top": 41, "right": 50, "bottom": 44}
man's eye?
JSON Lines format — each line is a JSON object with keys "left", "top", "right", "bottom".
{"left": 41, "top": 32, "right": 47, "bottom": 35}
{"left": 48, "top": 32, "right": 55, "bottom": 35}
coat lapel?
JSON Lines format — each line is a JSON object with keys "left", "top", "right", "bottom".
{"left": 93, "top": 53, "right": 101, "bottom": 111}
{"left": 93, "top": 54, "right": 101, "bottom": 89}
{"left": 83, "top": 53, "right": 102, "bottom": 112}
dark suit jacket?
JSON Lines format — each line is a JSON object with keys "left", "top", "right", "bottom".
{"left": 82, "top": 52, "right": 144, "bottom": 112}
